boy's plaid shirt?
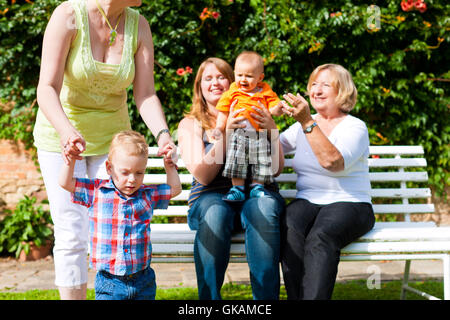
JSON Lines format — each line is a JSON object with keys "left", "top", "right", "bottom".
{"left": 71, "top": 178, "right": 171, "bottom": 276}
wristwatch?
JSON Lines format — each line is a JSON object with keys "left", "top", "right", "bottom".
{"left": 303, "top": 122, "right": 318, "bottom": 134}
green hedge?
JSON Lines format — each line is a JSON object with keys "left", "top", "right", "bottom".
{"left": 0, "top": 0, "right": 448, "bottom": 195}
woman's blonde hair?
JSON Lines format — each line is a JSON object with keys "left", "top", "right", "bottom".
{"left": 307, "top": 64, "right": 358, "bottom": 113}
{"left": 108, "top": 130, "right": 148, "bottom": 162}
{"left": 186, "top": 57, "right": 234, "bottom": 130}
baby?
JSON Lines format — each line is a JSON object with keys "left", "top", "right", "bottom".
{"left": 214, "top": 51, "right": 281, "bottom": 202}
{"left": 59, "top": 130, "right": 181, "bottom": 300}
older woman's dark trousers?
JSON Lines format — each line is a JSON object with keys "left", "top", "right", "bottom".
{"left": 280, "top": 198, "right": 375, "bottom": 300}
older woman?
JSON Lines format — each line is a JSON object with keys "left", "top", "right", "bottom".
{"left": 178, "top": 57, "right": 285, "bottom": 300}
{"left": 279, "top": 64, "right": 375, "bottom": 300}
{"left": 34, "top": 0, "right": 174, "bottom": 299}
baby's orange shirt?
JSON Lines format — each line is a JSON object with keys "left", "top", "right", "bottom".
{"left": 216, "top": 82, "right": 280, "bottom": 131}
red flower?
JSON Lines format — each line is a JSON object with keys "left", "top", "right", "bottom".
{"left": 185, "top": 66, "right": 193, "bottom": 74}
{"left": 176, "top": 68, "right": 186, "bottom": 76}
{"left": 401, "top": 0, "right": 427, "bottom": 13}
{"left": 401, "top": 0, "right": 413, "bottom": 11}
{"left": 414, "top": 0, "right": 427, "bottom": 13}
{"left": 212, "top": 11, "right": 220, "bottom": 19}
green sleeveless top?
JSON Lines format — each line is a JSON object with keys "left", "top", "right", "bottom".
{"left": 33, "top": 0, "right": 140, "bottom": 156}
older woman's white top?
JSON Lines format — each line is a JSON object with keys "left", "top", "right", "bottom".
{"left": 280, "top": 114, "right": 371, "bottom": 205}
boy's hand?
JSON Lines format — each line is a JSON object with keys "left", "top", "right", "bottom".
{"left": 161, "top": 144, "right": 178, "bottom": 168}
{"left": 59, "top": 152, "right": 78, "bottom": 193}
{"left": 159, "top": 143, "right": 178, "bottom": 166}
{"left": 163, "top": 144, "right": 182, "bottom": 198}
{"left": 61, "top": 132, "right": 85, "bottom": 165}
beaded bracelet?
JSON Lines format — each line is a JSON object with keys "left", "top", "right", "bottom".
{"left": 156, "top": 128, "right": 170, "bottom": 143}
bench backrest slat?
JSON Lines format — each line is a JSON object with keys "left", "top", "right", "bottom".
{"left": 146, "top": 145, "right": 426, "bottom": 157}
{"left": 147, "top": 157, "right": 428, "bottom": 169}
{"left": 147, "top": 145, "right": 433, "bottom": 222}
{"left": 368, "top": 145, "right": 424, "bottom": 155}
{"left": 152, "top": 203, "right": 435, "bottom": 217}
{"left": 143, "top": 171, "right": 430, "bottom": 184}
{"left": 168, "top": 188, "right": 431, "bottom": 202}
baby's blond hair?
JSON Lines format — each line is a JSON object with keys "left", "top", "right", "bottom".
{"left": 108, "top": 130, "right": 148, "bottom": 162}
{"left": 235, "top": 51, "right": 264, "bottom": 74}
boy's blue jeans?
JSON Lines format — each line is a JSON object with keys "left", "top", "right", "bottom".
{"left": 94, "top": 267, "right": 156, "bottom": 300}
{"left": 188, "top": 191, "right": 285, "bottom": 300}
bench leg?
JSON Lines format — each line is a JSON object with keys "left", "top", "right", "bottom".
{"left": 444, "top": 255, "right": 450, "bottom": 300}
{"left": 401, "top": 260, "right": 411, "bottom": 300}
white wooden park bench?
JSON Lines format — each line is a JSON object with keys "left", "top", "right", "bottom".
{"left": 145, "top": 145, "right": 450, "bottom": 300}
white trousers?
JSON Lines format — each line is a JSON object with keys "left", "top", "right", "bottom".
{"left": 37, "top": 150, "right": 108, "bottom": 287}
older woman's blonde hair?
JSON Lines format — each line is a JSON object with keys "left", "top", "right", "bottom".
{"left": 307, "top": 64, "right": 358, "bottom": 113}
{"left": 108, "top": 130, "right": 148, "bottom": 162}
{"left": 186, "top": 57, "right": 234, "bottom": 130}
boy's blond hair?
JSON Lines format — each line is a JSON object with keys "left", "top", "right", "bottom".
{"left": 108, "top": 130, "right": 148, "bottom": 162}
{"left": 235, "top": 51, "right": 264, "bottom": 74}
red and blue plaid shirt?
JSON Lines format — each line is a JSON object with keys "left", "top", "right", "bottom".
{"left": 71, "top": 178, "right": 171, "bottom": 276}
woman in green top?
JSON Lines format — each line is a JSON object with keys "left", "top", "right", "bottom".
{"left": 34, "top": 0, "right": 174, "bottom": 300}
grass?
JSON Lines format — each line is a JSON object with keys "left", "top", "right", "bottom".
{"left": 0, "top": 279, "right": 444, "bottom": 300}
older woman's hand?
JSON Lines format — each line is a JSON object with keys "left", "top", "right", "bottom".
{"left": 281, "top": 93, "right": 313, "bottom": 124}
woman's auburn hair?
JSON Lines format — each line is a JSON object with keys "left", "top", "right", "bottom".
{"left": 307, "top": 63, "right": 358, "bottom": 113}
{"left": 186, "top": 57, "right": 234, "bottom": 130}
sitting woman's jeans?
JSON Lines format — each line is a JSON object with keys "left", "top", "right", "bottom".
{"left": 188, "top": 191, "right": 285, "bottom": 300}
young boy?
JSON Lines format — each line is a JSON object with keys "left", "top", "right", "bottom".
{"left": 214, "top": 51, "right": 281, "bottom": 202}
{"left": 59, "top": 130, "right": 181, "bottom": 300}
